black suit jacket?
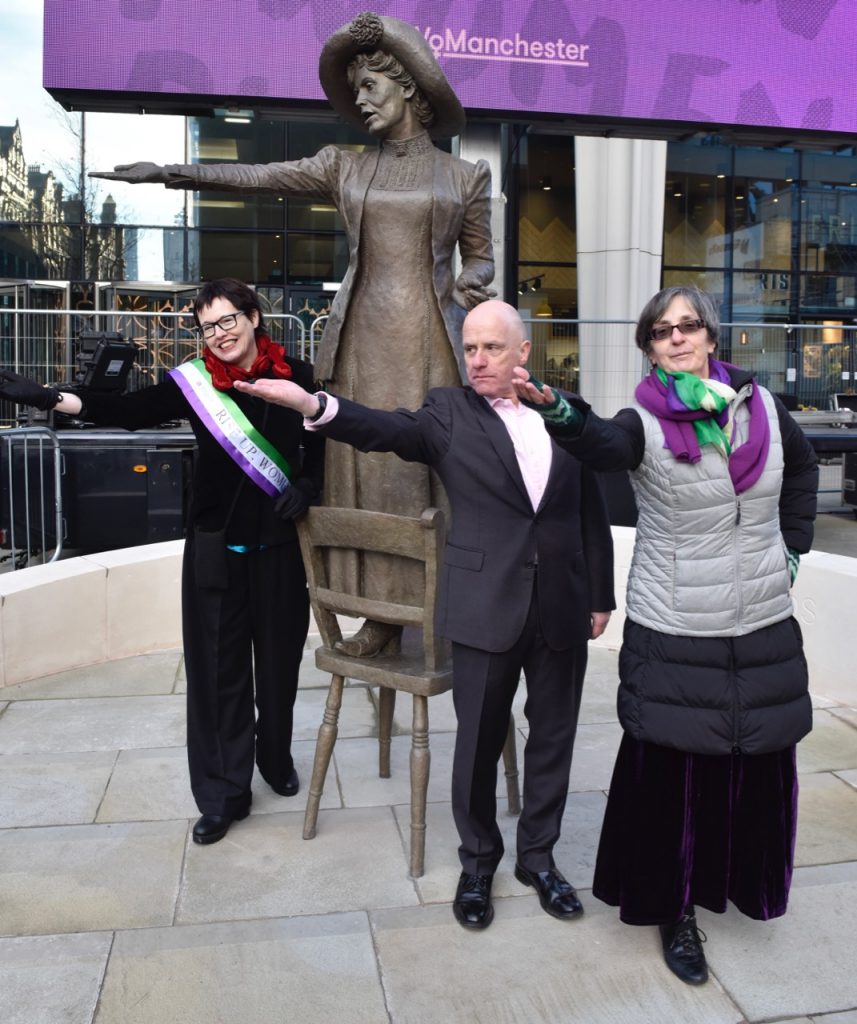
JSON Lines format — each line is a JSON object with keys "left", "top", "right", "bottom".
{"left": 321, "top": 387, "right": 615, "bottom": 654}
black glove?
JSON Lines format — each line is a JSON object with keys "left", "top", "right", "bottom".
{"left": 273, "top": 477, "right": 316, "bottom": 521}
{"left": 0, "top": 369, "right": 62, "bottom": 411}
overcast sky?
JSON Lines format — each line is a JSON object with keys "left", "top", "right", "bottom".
{"left": 1, "top": 0, "right": 185, "bottom": 234}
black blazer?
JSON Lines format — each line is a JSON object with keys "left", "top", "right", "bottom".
{"left": 322, "top": 387, "right": 615, "bottom": 654}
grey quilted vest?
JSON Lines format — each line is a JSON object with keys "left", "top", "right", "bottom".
{"left": 626, "top": 384, "right": 793, "bottom": 637}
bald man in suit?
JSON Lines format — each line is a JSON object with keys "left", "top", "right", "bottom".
{"left": 237, "top": 300, "right": 615, "bottom": 929}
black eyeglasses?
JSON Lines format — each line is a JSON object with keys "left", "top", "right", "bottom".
{"left": 199, "top": 310, "right": 246, "bottom": 338}
{"left": 649, "top": 317, "right": 705, "bottom": 342}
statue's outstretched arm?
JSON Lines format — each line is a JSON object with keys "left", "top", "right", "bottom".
{"left": 89, "top": 162, "right": 171, "bottom": 184}
{"left": 89, "top": 146, "right": 342, "bottom": 199}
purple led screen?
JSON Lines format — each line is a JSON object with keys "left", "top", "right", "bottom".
{"left": 43, "top": 0, "right": 856, "bottom": 136}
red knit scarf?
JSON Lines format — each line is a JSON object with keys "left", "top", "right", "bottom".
{"left": 203, "top": 332, "right": 293, "bottom": 392}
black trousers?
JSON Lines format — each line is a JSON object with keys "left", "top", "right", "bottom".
{"left": 182, "top": 535, "right": 310, "bottom": 816}
{"left": 451, "top": 587, "right": 588, "bottom": 875}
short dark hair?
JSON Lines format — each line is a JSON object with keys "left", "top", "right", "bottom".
{"left": 635, "top": 285, "right": 719, "bottom": 355}
{"left": 193, "top": 278, "right": 265, "bottom": 337}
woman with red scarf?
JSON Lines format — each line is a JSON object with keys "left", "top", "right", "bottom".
{"left": 512, "top": 285, "right": 818, "bottom": 986}
{"left": 0, "top": 278, "right": 324, "bottom": 845}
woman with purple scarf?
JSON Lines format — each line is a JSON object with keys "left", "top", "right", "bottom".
{"left": 512, "top": 285, "right": 818, "bottom": 986}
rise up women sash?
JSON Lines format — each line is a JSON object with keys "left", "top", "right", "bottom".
{"left": 170, "top": 359, "right": 291, "bottom": 497}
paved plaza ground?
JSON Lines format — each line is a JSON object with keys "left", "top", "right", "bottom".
{"left": 1, "top": 510, "right": 856, "bottom": 1024}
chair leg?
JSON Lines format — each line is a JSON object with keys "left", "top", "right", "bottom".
{"left": 409, "top": 693, "right": 430, "bottom": 878}
{"left": 303, "top": 673, "right": 344, "bottom": 841}
{"left": 502, "top": 712, "right": 522, "bottom": 817}
{"left": 378, "top": 686, "right": 396, "bottom": 779}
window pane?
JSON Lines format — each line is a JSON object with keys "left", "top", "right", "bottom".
{"left": 515, "top": 132, "right": 576, "bottom": 318}
{"left": 286, "top": 232, "right": 349, "bottom": 285}
{"left": 800, "top": 154, "right": 857, "bottom": 317}
{"left": 664, "top": 140, "right": 730, "bottom": 268}
{"left": 732, "top": 148, "right": 798, "bottom": 268}
{"left": 187, "top": 117, "right": 287, "bottom": 229}
{"left": 195, "top": 231, "right": 285, "bottom": 284}
{"left": 732, "top": 270, "right": 791, "bottom": 316}
{"left": 662, "top": 269, "right": 725, "bottom": 299}
{"left": 85, "top": 111, "right": 186, "bottom": 227}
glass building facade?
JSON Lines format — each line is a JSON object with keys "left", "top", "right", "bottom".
{"left": 3, "top": 111, "right": 857, "bottom": 406}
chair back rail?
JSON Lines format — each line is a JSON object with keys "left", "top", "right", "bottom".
{"left": 297, "top": 506, "right": 447, "bottom": 673}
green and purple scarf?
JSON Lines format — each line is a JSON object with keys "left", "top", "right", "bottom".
{"left": 635, "top": 359, "right": 770, "bottom": 494}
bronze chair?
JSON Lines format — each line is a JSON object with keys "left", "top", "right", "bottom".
{"left": 296, "top": 505, "right": 521, "bottom": 877}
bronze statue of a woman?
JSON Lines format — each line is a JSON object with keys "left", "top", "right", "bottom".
{"left": 93, "top": 13, "right": 495, "bottom": 655}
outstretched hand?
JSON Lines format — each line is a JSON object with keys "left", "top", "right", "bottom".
{"left": 234, "top": 378, "right": 318, "bottom": 416}
{"left": 0, "top": 369, "right": 61, "bottom": 411}
{"left": 511, "top": 366, "right": 556, "bottom": 406}
{"left": 88, "top": 162, "right": 167, "bottom": 184}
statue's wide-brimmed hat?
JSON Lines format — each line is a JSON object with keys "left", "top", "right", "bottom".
{"left": 319, "top": 11, "right": 465, "bottom": 139}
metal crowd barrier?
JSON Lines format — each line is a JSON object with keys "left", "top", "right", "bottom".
{"left": 0, "top": 427, "right": 63, "bottom": 570}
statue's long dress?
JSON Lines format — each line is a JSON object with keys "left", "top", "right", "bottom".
{"left": 325, "top": 132, "right": 459, "bottom": 603}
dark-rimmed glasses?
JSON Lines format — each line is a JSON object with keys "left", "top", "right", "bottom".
{"left": 199, "top": 310, "right": 246, "bottom": 338}
{"left": 649, "top": 318, "right": 705, "bottom": 342}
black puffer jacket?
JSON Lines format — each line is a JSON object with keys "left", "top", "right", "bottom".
{"left": 618, "top": 616, "right": 811, "bottom": 755}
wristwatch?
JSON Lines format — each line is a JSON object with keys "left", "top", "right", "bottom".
{"left": 307, "top": 391, "right": 327, "bottom": 422}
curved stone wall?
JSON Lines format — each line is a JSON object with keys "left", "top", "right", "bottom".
{"left": 1, "top": 530, "right": 854, "bottom": 704}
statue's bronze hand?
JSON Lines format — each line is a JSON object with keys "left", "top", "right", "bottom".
{"left": 452, "top": 279, "right": 497, "bottom": 310}
{"left": 88, "top": 162, "right": 168, "bottom": 184}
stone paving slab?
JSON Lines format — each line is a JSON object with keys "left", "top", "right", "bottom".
{"left": 830, "top": 705, "right": 857, "bottom": 730}
{"left": 569, "top": 720, "right": 623, "bottom": 792}
{"left": 292, "top": 685, "right": 381, "bottom": 743}
{"left": 0, "top": 931, "right": 112, "bottom": 1024}
{"left": 836, "top": 768, "right": 857, "bottom": 791}
{"left": 173, "top": 655, "right": 186, "bottom": 694}
{"left": 697, "top": 880, "right": 857, "bottom": 1020}
{"left": 0, "top": 651, "right": 183, "bottom": 700}
{"left": 792, "top": 860, "right": 857, "bottom": 888}
{"left": 96, "top": 746, "right": 198, "bottom": 823}
{"left": 334, "top": 731, "right": 458, "bottom": 808}
{"left": 176, "top": 805, "right": 419, "bottom": 925}
{"left": 795, "top": 772, "right": 857, "bottom": 866}
{"left": 797, "top": 708, "right": 857, "bottom": 773}
{"left": 578, "top": 646, "right": 623, "bottom": 724}
{"left": 0, "top": 750, "right": 116, "bottom": 827}
{"left": 0, "top": 820, "right": 187, "bottom": 936}
{"left": 95, "top": 914, "right": 388, "bottom": 1024}
{"left": 0, "top": 694, "right": 186, "bottom": 754}
{"left": 96, "top": 740, "right": 340, "bottom": 824}
{"left": 372, "top": 898, "right": 743, "bottom": 1024}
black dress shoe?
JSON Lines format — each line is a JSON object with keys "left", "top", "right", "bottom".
{"left": 192, "top": 810, "right": 249, "bottom": 845}
{"left": 659, "top": 911, "right": 709, "bottom": 985}
{"left": 514, "top": 863, "right": 583, "bottom": 919}
{"left": 270, "top": 768, "right": 300, "bottom": 797}
{"left": 453, "top": 871, "right": 495, "bottom": 929}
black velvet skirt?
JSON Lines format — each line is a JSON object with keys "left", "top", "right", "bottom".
{"left": 592, "top": 734, "right": 798, "bottom": 925}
